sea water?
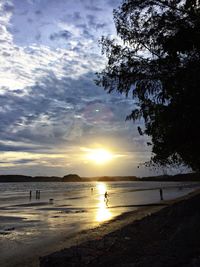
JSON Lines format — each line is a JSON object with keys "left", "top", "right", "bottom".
{"left": 0, "top": 181, "right": 200, "bottom": 222}
{"left": 0, "top": 181, "right": 200, "bottom": 266}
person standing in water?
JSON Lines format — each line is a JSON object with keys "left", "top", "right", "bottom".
{"left": 159, "top": 188, "right": 163, "bottom": 200}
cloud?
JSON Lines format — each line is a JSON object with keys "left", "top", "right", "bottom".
{"left": 50, "top": 30, "right": 72, "bottom": 41}
{"left": 0, "top": 0, "right": 152, "bottom": 176}
{"left": 35, "top": 10, "right": 42, "bottom": 15}
{"left": 0, "top": 68, "right": 137, "bottom": 149}
{"left": 2, "top": 2, "right": 14, "bottom": 13}
{"left": 85, "top": 6, "right": 103, "bottom": 12}
{"left": 0, "top": 0, "right": 116, "bottom": 93}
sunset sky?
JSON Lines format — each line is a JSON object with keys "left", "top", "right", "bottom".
{"left": 0, "top": 0, "right": 153, "bottom": 177}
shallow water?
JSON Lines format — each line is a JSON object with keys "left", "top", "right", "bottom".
{"left": 0, "top": 181, "right": 200, "bottom": 266}
{"left": 1, "top": 181, "right": 200, "bottom": 230}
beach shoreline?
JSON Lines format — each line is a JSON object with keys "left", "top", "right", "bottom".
{"left": 40, "top": 189, "right": 200, "bottom": 267}
{"left": 1, "top": 186, "right": 200, "bottom": 267}
{"left": 1, "top": 201, "right": 168, "bottom": 267}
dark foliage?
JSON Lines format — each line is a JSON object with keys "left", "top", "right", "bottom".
{"left": 96, "top": 0, "right": 200, "bottom": 171}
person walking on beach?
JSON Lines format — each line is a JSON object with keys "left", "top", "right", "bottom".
{"left": 104, "top": 191, "right": 109, "bottom": 206}
{"left": 159, "top": 188, "right": 163, "bottom": 201}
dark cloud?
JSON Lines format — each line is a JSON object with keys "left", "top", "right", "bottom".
{"left": 61, "top": 12, "right": 82, "bottom": 23}
{"left": 0, "top": 142, "right": 39, "bottom": 152}
{"left": 76, "top": 23, "right": 87, "bottom": 29}
{"left": 2, "top": 52, "right": 11, "bottom": 57}
{"left": 12, "top": 89, "right": 24, "bottom": 94}
{"left": 35, "top": 10, "right": 42, "bottom": 15}
{"left": 49, "top": 30, "right": 72, "bottom": 41}
{"left": 85, "top": 6, "right": 103, "bottom": 12}
{"left": 73, "top": 12, "right": 82, "bottom": 20}
{"left": 12, "top": 159, "right": 36, "bottom": 164}
{"left": 96, "top": 23, "right": 107, "bottom": 29}
{"left": 3, "top": 2, "right": 15, "bottom": 13}
{"left": 82, "top": 29, "right": 94, "bottom": 39}
{"left": 86, "top": 15, "right": 95, "bottom": 25}
{"left": 85, "top": 15, "right": 107, "bottom": 31}
{"left": 0, "top": 69, "right": 136, "bottom": 152}
{"left": 0, "top": 158, "right": 37, "bottom": 166}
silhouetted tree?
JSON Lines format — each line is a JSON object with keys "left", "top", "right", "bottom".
{"left": 96, "top": 0, "right": 200, "bottom": 171}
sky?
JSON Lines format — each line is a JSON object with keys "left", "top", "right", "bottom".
{"left": 0, "top": 0, "right": 154, "bottom": 177}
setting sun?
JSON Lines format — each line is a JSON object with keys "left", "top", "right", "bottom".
{"left": 86, "top": 148, "right": 113, "bottom": 164}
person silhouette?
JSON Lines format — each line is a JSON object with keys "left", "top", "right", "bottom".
{"left": 159, "top": 188, "right": 163, "bottom": 200}
{"left": 104, "top": 191, "right": 109, "bottom": 206}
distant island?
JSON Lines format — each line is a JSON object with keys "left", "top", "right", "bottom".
{"left": 63, "top": 174, "right": 82, "bottom": 182}
{"left": 0, "top": 172, "right": 199, "bottom": 183}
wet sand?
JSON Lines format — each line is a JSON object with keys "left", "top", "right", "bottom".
{"left": 40, "top": 189, "right": 200, "bottom": 267}
{"left": 1, "top": 182, "right": 200, "bottom": 267}
{"left": 1, "top": 202, "right": 167, "bottom": 267}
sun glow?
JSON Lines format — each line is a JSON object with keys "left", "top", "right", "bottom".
{"left": 86, "top": 148, "right": 113, "bottom": 164}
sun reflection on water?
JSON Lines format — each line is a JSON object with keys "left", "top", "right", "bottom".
{"left": 96, "top": 183, "right": 112, "bottom": 222}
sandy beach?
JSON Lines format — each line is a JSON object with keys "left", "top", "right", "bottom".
{"left": 1, "top": 181, "right": 200, "bottom": 267}
{"left": 1, "top": 201, "right": 167, "bottom": 267}
{"left": 40, "top": 189, "right": 200, "bottom": 267}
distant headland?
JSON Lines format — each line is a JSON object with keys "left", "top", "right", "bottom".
{"left": 0, "top": 172, "right": 199, "bottom": 182}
